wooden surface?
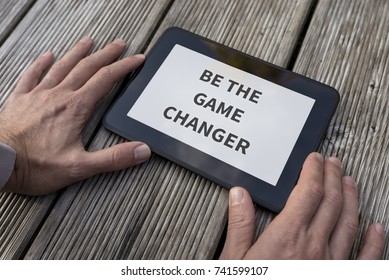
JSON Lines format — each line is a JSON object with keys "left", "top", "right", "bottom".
{"left": 293, "top": 0, "right": 389, "bottom": 259}
{"left": 0, "top": 0, "right": 388, "bottom": 260}
{"left": 0, "top": 0, "right": 34, "bottom": 44}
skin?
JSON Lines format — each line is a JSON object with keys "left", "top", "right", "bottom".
{"left": 220, "top": 153, "right": 385, "bottom": 259}
{"left": 0, "top": 37, "right": 151, "bottom": 195}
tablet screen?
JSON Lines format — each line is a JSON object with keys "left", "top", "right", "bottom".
{"left": 105, "top": 27, "right": 339, "bottom": 211}
{"left": 128, "top": 44, "right": 315, "bottom": 186}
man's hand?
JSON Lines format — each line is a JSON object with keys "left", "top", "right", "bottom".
{"left": 0, "top": 37, "right": 151, "bottom": 195}
{"left": 220, "top": 152, "right": 385, "bottom": 259}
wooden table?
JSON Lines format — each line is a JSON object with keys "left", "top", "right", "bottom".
{"left": 0, "top": 0, "right": 388, "bottom": 260}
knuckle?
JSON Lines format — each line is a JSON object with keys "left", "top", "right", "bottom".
{"left": 228, "top": 213, "right": 245, "bottom": 228}
{"left": 52, "top": 59, "right": 67, "bottom": 70}
{"left": 308, "top": 241, "right": 327, "bottom": 259}
{"left": 22, "top": 62, "right": 46, "bottom": 81}
{"left": 109, "top": 148, "right": 122, "bottom": 171}
{"left": 97, "top": 66, "right": 115, "bottom": 81}
{"left": 30, "top": 56, "right": 47, "bottom": 70}
{"left": 42, "top": 74, "right": 60, "bottom": 87}
{"left": 304, "top": 179, "right": 324, "bottom": 201}
{"left": 324, "top": 190, "right": 343, "bottom": 208}
{"left": 341, "top": 218, "right": 359, "bottom": 238}
{"left": 364, "top": 238, "right": 384, "bottom": 254}
{"left": 280, "top": 229, "right": 301, "bottom": 247}
{"left": 343, "top": 182, "right": 358, "bottom": 198}
{"left": 26, "top": 65, "right": 45, "bottom": 79}
{"left": 227, "top": 217, "right": 252, "bottom": 235}
{"left": 78, "top": 57, "right": 97, "bottom": 70}
{"left": 227, "top": 207, "right": 250, "bottom": 231}
{"left": 68, "top": 156, "right": 85, "bottom": 180}
{"left": 63, "top": 95, "right": 90, "bottom": 117}
{"left": 274, "top": 228, "right": 305, "bottom": 258}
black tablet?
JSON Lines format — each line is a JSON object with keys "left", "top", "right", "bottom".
{"left": 104, "top": 27, "right": 339, "bottom": 212}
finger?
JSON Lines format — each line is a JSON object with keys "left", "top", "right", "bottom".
{"left": 329, "top": 176, "right": 359, "bottom": 259}
{"left": 357, "top": 223, "right": 385, "bottom": 259}
{"left": 76, "top": 142, "right": 151, "bottom": 180}
{"left": 281, "top": 152, "right": 324, "bottom": 227}
{"left": 76, "top": 55, "right": 145, "bottom": 110}
{"left": 60, "top": 38, "right": 127, "bottom": 90}
{"left": 219, "top": 187, "right": 255, "bottom": 260}
{"left": 36, "top": 36, "right": 93, "bottom": 90}
{"left": 13, "top": 52, "right": 54, "bottom": 94}
{"left": 310, "top": 157, "right": 343, "bottom": 239}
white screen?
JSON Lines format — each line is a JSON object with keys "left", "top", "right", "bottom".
{"left": 128, "top": 45, "right": 315, "bottom": 186}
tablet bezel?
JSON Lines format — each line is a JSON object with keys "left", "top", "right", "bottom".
{"left": 104, "top": 27, "right": 339, "bottom": 212}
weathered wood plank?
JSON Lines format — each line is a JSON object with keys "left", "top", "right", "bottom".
{"left": 0, "top": 0, "right": 172, "bottom": 259}
{"left": 26, "top": 0, "right": 314, "bottom": 259}
{"left": 293, "top": 0, "right": 389, "bottom": 259}
{"left": 129, "top": 0, "right": 315, "bottom": 260}
{"left": 0, "top": 0, "right": 35, "bottom": 44}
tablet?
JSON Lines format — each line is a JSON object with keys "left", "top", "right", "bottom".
{"left": 104, "top": 27, "right": 339, "bottom": 212}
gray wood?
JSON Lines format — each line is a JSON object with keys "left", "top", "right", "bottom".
{"left": 0, "top": 0, "right": 172, "bottom": 259}
{"left": 0, "top": 0, "right": 34, "bottom": 44}
{"left": 293, "top": 0, "right": 389, "bottom": 259}
{"left": 6, "top": 0, "right": 385, "bottom": 261}
{"left": 25, "top": 0, "right": 313, "bottom": 259}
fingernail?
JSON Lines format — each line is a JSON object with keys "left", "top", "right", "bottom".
{"left": 112, "top": 38, "right": 126, "bottom": 46}
{"left": 375, "top": 223, "right": 385, "bottom": 235}
{"left": 133, "top": 53, "right": 146, "bottom": 59}
{"left": 230, "top": 187, "right": 244, "bottom": 206}
{"left": 328, "top": 156, "right": 342, "bottom": 167}
{"left": 79, "top": 36, "right": 91, "bottom": 43}
{"left": 42, "top": 51, "right": 53, "bottom": 57}
{"left": 133, "top": 144, "right": 151, "bottom": 163}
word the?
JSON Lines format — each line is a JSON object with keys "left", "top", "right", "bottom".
{"left": 199, "top": 69, "right": 262, "bottom": 104}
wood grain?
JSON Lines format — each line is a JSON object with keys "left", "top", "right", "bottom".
{"left": 0, "top": 0, "right": 34, "bottom": 44}
{"left": 294, "top": 0, "right": 389, "bottom": 259}
{"left": 4, "top": 0, "right": 386, "bottom": 261}
{"left": 0, "top": 0, "right": 172, "bottom": 259}
{"left": 25, "top": 0, "right": 314, "bottom": 259}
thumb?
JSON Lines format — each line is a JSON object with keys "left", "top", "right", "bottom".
{"left": 220, "top": 187, "right": 256, "bottom": 259}
{"left": 79, "top": 141, "right": 151, "bottom": 179}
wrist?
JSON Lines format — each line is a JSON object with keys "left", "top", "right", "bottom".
{"left": 0, "top": 141, "right": 16, "bottom": 191}
{"left": 0, "top": 120, "right": 28, "bottom": 193}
